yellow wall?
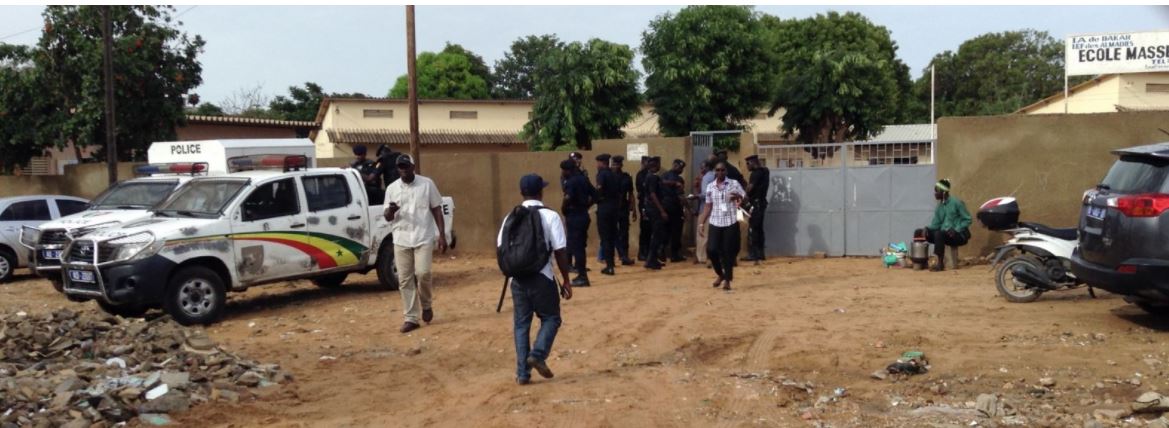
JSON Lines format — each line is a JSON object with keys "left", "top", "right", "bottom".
{"left": 1118, "top": 72, "right": 1169, "bottom": 111}
{"left": 1027, "top": 76, "right": 1120, "bottom": 114}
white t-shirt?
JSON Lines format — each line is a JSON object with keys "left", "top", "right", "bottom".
{"left": 496, "top": 199, "right": 567, "bottom": 280}
{"left": 384, "top": 175, "right": 443, "bottom": 248}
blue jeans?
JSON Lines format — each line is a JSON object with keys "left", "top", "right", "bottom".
{"left": 512, "top": 274, "right": 562, "bottom": 381}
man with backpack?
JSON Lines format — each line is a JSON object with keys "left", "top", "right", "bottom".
{"left": 497, "top": 174, "right": 573, "bottom": 385}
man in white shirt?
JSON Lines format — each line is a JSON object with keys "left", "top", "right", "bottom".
{"left": 383, "top": 154, "right": 448, "bottom": 333}
{"left": 698, "top": 161, "right": 746, "bottom": 291}
{"left": 497, "top": 174, "right": 573, "bottom": 385}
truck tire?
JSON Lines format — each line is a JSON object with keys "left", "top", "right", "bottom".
{"left": 312, "top": 272, "right": 348, "bottom": 288}
{"left": 0, "top": 248, "right": 14, "bottom": 283}
{"left": 376, "top": 244, "right": 399, "bottom": 290}
{"left": 98, "top": 300, "right": 149, "bottom": 319}
{"left": 164, "top": 265, "right": 227, "bottom": 326}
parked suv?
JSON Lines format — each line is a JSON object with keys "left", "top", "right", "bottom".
{"left": 1072, "top": 142, "right": 1169, "bottom": 314}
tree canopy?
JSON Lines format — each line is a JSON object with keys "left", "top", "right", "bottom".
{"left": 766, "top": 12, "right": 908, "bottom": 144}
{"left": 915, "top": 29, "right": 1072, "bottom": 119}
{"left": 492, "top": 34, "right": 563, "bottom": 99}
{"left": 522, "top": 39, "right": 641, "bottom": 151}
{"left": 641, "top": 6, "right": 775, "bottom": 139}
{"left": 389, "top": 43, "right": 491, "bottom": 99}
{"left": 1, "top": 6, "right": 205, "bottom": 165}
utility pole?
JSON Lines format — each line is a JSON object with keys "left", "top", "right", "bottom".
{"left": 102, "top": 6, "right": 117, "bottom": 185}
{"left": 406, "top": 5, "right": 420, "bottom": 173}
{"left": 929, "top": 65, "right": 935, "bottom": 126}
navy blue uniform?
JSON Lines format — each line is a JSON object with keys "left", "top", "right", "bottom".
{"left": 661, "top": 170, "right": 685, "bottom": 260}
{"left": 616, "top": 171, "right": 634, "bottom": 262}
{"left": 562, "top": 172, "right": 594, "bottom": 276}
{"left": 635, "top": 168, "right": 651, "bottom": 261}
{"left": 643, "top": 173, "right": 667, "bottom": 269}
{"left": 747, "top": 167, "right": 771, "bottom": 260}
{"left": 595, "top": 167, "right": 620, "bottom": 268}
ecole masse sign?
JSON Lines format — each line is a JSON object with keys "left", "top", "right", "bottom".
{"left": 1066, "top": 30, "right": 1169, "bottom": 76}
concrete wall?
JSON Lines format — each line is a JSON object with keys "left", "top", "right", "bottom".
{"left": 937, "top": 111, "right": 1169, "bottom": 255}
{"left": 0, "top": 162, "right": 141, "bottom": 200}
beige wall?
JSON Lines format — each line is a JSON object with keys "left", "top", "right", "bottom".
{"left": 937, "top": 111, "right": 1169, "bottom": 255}
{"left": 1026, "top": 73, "right": 1169, "bottom": 115}
{"left": 0, "top": 162, "right": 141, "bottom": 200}
{"left": 1118, "top": 72, "right": 1169, "bottom": 111}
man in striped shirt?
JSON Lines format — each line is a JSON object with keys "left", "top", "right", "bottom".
{"left": 698, "top": 161, "right": 746, "bottom": 291}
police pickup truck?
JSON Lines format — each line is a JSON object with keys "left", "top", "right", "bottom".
{"left": 59, "top": 155, "right": 452, "bottom": 325}
{"left": 21, "top": 139, "right": 317, "bottom": 292}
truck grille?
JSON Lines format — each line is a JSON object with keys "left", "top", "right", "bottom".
{"left": 39, "top": 229, "right": 70, "bottom": 246}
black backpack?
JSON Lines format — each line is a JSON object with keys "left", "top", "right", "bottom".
{"left": 497, "top": 205, "right": 553, "bottom": 278}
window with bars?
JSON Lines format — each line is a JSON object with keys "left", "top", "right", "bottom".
{"left": 450, "top": 110, "right": 478, "bottom": 119}
{"left": 363, "top": 109, "right": 393, "bottom": 118}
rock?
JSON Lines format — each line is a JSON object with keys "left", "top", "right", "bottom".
{"left": 976, "top": 394, "right": 1000, "bottom": 418}
{"left": 405, "top": 348, "right": 422, "bottom": 356}
{"left": 1133, "top": 391, "right": 1169, "bottom": 413}
{"left": 138, "top": 414, "right": 173, "bottom": 426}
{"left": 909, "top": 406, "right": 979, "bottom": 418}
{"left": 118, "top": 387, "right": 143, "bottom": 400}
{"left": 214, "top": 389, "right": 240, "bottom": 403}
{"left": 50, "top": 391, "right": 74, "bottom": 411}
{"left": 1039, "top": 377, "right": 1056, "bottom": 388}
{"left": 1001, "top": 415, "right": 1028, "bottom": 426}
{"left": 136, "top": 392, "right": 190, "bottom": 414}
{"left": 1145, "top": 358, "right": 1164, "bottom": 368}
{"left": 1083, "top": 420, "right": 1106, "bottom": 428}
{"left": 870, "top": 370, "right": 888, "bottom": 380}
{"left": 60, "top": 420, "right": 89, "bottom": 428}
{"left": 236, "top": 371, "right": 263, "bottom": 387}
{"left": 1092, "top": 408, "right": 1129, "bottom": 421}
{"left": 1149, "top": 416, "right": 1169, "bottom": 428}
{"left": 159, "top": 372, "right": 190, "bottom": 390}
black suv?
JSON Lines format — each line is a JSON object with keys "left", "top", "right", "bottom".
{"left": 1072, "top": 143, "right": 1169, "bottom": 314}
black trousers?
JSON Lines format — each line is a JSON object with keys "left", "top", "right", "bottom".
{"left": 665, "top": 205, "right": 684, "bottom": 259}
{"left": 596, "top": 205, "right": 618, "bottom": 267}
{"left": 747, "top": 200, "right": 767, "bottom": 259}
{"left": 923, "top": 227, "right": 970, "bottom": 259}
{"left": 616, "top": 208, "right": 631, "bottom": 260}
{"left": 645, "top": 209, "right": 668, "bottom": 268}
{"left": 707, "top": 224, "right": 741, "bottom": 281}
{"left": 566, "top": 213, "right": 590, "bottom": 276}
{"left": 638, "top": 207, "right": 652, "bottom": 260}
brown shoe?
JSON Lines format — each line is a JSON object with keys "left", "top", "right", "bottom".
{"left": 722, "top": 281, "right": 732, "bottom": 291}
{"left": 422, "top": 309, "right": 434, "bottom": 323}
{"left": 712, "top": 278, "right": 723, "bottom": 288}
{"left": 400, "top": 322, "right": 420, "bottom": 333}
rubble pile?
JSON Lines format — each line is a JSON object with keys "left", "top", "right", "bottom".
{"left": 0, "top": 309, "right": 291, "bottom": 427}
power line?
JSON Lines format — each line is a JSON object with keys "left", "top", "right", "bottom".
{"left": 175, "top": 5, "right": 196, "bottom": 19}
{"left": 0, "top": 27, "right": 38, "bottom": 42}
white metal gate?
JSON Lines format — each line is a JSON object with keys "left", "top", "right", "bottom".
{"left": 757, "top": 140, "right": 937, "bottom": 256}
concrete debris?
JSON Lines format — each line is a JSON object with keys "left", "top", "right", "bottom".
{"left": 1038, "top": 377, "right": 1056, "bottom": 388}
{"left": 1133, "top": 391, "right": 1169, "bottom": 413}
{"left": 975, "top": 394, "right": 1000, "bottom": 418}
{"left": 0, "top": 309, "right": 292, "bottom": 426}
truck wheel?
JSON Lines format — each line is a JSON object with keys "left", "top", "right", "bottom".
{"left": 0, "top": 249, "right": 14, "bottom": 283}
{"left": 164, "top": 266, "right": 227, "bottom": 326}
{"left": 98, "top": 300, "right": 149, "bottom": 319}
{"left": 376, "top": 244, "right": 399, "bottom": 290}
{"left": 312, "top": 272, "right": 348, "bottom": 288}
{"left": 995, "top": 255, "right": 1044, "bottom": 303}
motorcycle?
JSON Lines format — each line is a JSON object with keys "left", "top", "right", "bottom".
{"left": 978, "top": 197, "right": 1092, "bottom": 303}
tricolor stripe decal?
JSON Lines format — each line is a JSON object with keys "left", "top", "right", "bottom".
{"left": 228, "top": 232, "right": 367, "bottom": 269}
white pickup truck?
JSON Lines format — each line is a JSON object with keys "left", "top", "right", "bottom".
{"left": 22, "top": 139, "right": 318, "bottom": 291}
{"left": 59, "top": 158, "right": 453, "bottom": 325}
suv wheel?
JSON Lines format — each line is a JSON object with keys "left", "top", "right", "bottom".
{"left": 995, "top": 255, "right": 1044, "bottom": 303}
{"left": 0, "top": 249, "right": 14, "bottom": 282}
{"left": 312, "top": 272, "right": 349, "bottom": 288}
{"left": 376, "top": 244, "right": 399, "bottom": 290}
{"left": 164, "top": 266, "right": 227, "bottom": 325}
{"left": 98, "top": 300, "right": 149, "bottom": 319}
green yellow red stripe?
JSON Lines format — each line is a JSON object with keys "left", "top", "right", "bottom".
{"left": 225, "top": 232, "right": 367, "bottom": 269}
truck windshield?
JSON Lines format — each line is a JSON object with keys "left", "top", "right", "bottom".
{"left": 92, "top": 180, "right": 179, "bottom": 209}
{"left": 155, "top": 179, "right": 248, "bottom": 218}
{"left": 1102, "top": 155, "right": 1169, "bottom": 194}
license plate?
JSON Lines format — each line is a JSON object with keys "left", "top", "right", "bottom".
{"left": 41, "top": 250, "right": 62, "bottom": 260}
{"left": 68, "top": 270, "right": 95, "bottom": 283}
{"left": 1087, "top": 206, "right": 1107, "bottom": 220}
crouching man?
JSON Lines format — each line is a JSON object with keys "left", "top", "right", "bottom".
{"left": 497, "top": 174, "right": 573, "bottom": 385}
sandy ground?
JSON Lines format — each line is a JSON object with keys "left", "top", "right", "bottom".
{"left": 3, "top": 255, "right": 1169, "bottom": 427}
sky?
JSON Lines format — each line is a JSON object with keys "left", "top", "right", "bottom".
{"left": 2, "top": 5, "right": 1168, "bottom": 107}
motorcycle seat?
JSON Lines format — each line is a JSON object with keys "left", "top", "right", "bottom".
{"left": 1019, "top": 222, "right": 1078, "bottom": 241}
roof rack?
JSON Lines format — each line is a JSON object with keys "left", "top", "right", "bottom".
{"left": 227, "top": 154, "right": 309, "bottom": 173}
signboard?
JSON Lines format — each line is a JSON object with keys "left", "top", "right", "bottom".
{"left": 1066, "top": 30, "right": 1169, "bottom": 76}
{"left": 626, "top": 143, "right": 648, "bottom": 163}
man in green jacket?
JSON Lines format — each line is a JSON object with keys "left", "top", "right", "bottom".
{"left": 922, "top": 179, "right": 972, "bottom": 272}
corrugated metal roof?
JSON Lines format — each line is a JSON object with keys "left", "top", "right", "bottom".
{"left": 186, "top": 115, "right": 320, "bottom": 129}
{"left": 867, "top": 124, "right": 935, "bottom": 142}
{"left": 327, "top": 129, "right": 525, "bottom": 145}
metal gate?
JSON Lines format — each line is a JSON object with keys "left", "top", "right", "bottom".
{"left": 757, "top": 140, "right": 937, "bottom": 256}
{"left": 689, "top": 131, "right": 740, "bottom": 187}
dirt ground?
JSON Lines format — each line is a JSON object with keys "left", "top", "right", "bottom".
{"left": 4, "top": 255, "right": 1169, "bottom": 427}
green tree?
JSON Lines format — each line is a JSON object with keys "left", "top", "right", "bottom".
{"left": 188, "top": 102, "right": 225, "bottom": 116}
{"left": 766, "top": 12, "right": 906, "bottom": 143}
{"left": 641, "top": 6, "right": 775, "bottom": 141}
{"left": 0, "top": 45, "right": 53, "bottom": 173}
{"left": 492, "top": 34, "right": 563, "bottom": 99}
{"left": 389, "top": 43, "right": 490, "bottom": 99}
{"left": 34, "top": 6, "right": 205, "bottom": 161}
{"left": 916, "top": 30, "right": 1074, "bottom": 119}
{"left": 269, "top": 82, "right": 368, "bottom": 122}
{"left": 522, "top": 39, "right": 641, "bottom": 151}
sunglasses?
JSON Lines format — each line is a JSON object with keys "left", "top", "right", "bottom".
{"left": 715, "top": 168, "right": 726, "bottom": 172}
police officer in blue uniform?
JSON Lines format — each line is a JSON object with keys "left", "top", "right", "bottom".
{"left": 612, "top": 155, "right": 636, "bottom": 266}
{"left": 561, "top": 159, "right": 595, "bottom": 286}
{"left": 643, "top": 157, "right": 668, "bottom": 270}
{"left": 594, "top": 154, "right": 620, "bottom": 275}
{"left": 660, "top": 159, "right": 687, "bottom": 262}
{"left": 635, "top": 156, "right": 652, "bottom": 262}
